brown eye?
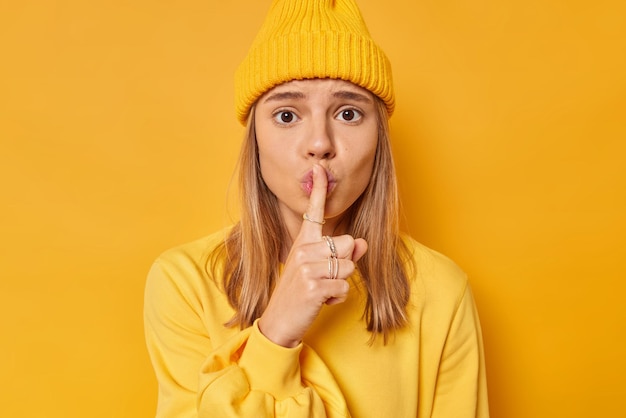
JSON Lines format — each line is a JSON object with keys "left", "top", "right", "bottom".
{"left": 342, "top": 110, "right": 355, "bottom": 121}
{"left": 280, "top": 112, "right": 294, "bottom": 123}
{"left": 273, "top": 111, "right": 298, "bottom": 124}
{"left": 337, "top": 108, "right": 362, "bottom": 122}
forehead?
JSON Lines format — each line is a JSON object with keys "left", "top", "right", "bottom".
{"left": 261, "top": 78, "right": 374, "bottom": 101}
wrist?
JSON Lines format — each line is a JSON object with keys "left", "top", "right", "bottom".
{"left": 258, "top": 316, "right": 301, "bottom": 348}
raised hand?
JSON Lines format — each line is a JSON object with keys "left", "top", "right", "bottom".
{"left": 258, "top": 164, "right": 368, "bottom": 348}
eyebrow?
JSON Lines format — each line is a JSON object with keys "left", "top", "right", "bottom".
{"left": 263, "top": 91, "right": 306, "bottom": 103}
{"left": 332, "top": 90, "right": 373, "bottom": 103}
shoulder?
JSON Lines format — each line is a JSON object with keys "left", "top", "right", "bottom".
{"left": 400, "top": 234, "right": 469, "bottom": 310}
{"left": 146, "top": 227, "right": 233, "bottom": 295}
{"left": 144, "top": 228, "right": 237, "bottom": 346}
{"left": 155, "top": 227, "right": 232, "bottom": 272}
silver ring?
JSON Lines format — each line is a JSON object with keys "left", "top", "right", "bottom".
{"left": 323, "top": 236, "right": 337, "bottom": 258}
{"left": 303, "top": 212, "right": 325, "bottom": 225}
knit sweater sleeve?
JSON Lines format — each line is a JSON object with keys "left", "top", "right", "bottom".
{"left": 144, "top": 257, "right": 351, "bottom": 418}
{"left": 431, "top": 283, "right": 490, "bottom": 418}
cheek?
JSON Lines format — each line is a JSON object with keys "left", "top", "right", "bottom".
{"left": 256, "top": 129, "right": 282, "bottom": 175}
{"left": 256, "top": 140, "right": 295, "bottom": 191}
{"left": 255, "top": 121, "right": 295, "bottom": 163}
{"left": 350, "top": 136, "right": 378, "bottom": 175}
{"left": 339, "top": 144, "right": 377, "bottom": 197}
{"left": 357, "top": 153, "right": 376, "bottom": 186}
{"left": 257, "top": 149, "right": 279, "bottom": 181}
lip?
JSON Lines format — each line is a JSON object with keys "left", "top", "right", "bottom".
{"left": 300, "top": 167, "right": 336, "bottom": 196}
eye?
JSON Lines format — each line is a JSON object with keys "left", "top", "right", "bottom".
{"left": 273, "top": 111, "right": 299, "bottom": 125}
{"left": 336, "top": 108, "right": 362, "bottom": 122}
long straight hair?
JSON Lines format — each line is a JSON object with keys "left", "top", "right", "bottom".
{"left": 209, "top": 97, "right": 414, "bottom": 343}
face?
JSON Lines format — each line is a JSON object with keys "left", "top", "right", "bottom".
{"left": 254, "top": 78, "right": 379, "bottom": 234}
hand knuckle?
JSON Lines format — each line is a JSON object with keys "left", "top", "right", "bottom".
{"left": 293, "top": 248, "right": 307, "bottom": 264}
{"left": 299, "top": 264, "right": 313, "bottom": 277}
{"left": 340, "top": 280, "right": 350, "bottom": 293}
{"left": 345, "top": 260, "right": 356, "bottom": 275}
{"left": 306, "top": 280, "right": 319, "bottom": 293}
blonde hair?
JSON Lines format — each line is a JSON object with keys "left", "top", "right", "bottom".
{"left": 209, "top": 98, "right": 413, "bottom": 343}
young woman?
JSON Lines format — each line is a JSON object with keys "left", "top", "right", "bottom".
{"left": 144, "top": 1, "right": 489, "bottom": 417}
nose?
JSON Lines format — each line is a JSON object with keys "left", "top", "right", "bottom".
{"left": 305, "top": 117, "right": 335, "bottom": 160}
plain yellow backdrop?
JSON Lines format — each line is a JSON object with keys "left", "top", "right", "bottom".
{"left": 1, "top": 0, "right": 624, "bottom": 417}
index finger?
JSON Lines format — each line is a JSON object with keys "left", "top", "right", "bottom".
{"left": 300, "top": 164, "right": 328, "bottom": 240}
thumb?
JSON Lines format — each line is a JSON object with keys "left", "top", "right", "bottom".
{"left": 351, "top": 238, "right": 368, "bottom": 263}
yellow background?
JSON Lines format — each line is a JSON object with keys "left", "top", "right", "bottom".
{"left": 1, "top": 0, "right": 624, "bottom": 416}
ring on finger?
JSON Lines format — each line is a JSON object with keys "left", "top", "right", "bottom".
{"left": 323, "top": 235, "right": 337, "bottom": 258}
{"left": 327, "top": 255, "right": 339, "bottom": 280}
{"left": 303, "top": 212, "right": 325, "bottom": 225}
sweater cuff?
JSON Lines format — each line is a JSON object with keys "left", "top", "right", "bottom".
{"left": 238, "top": 319, "right": 304, "bottom": 400}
